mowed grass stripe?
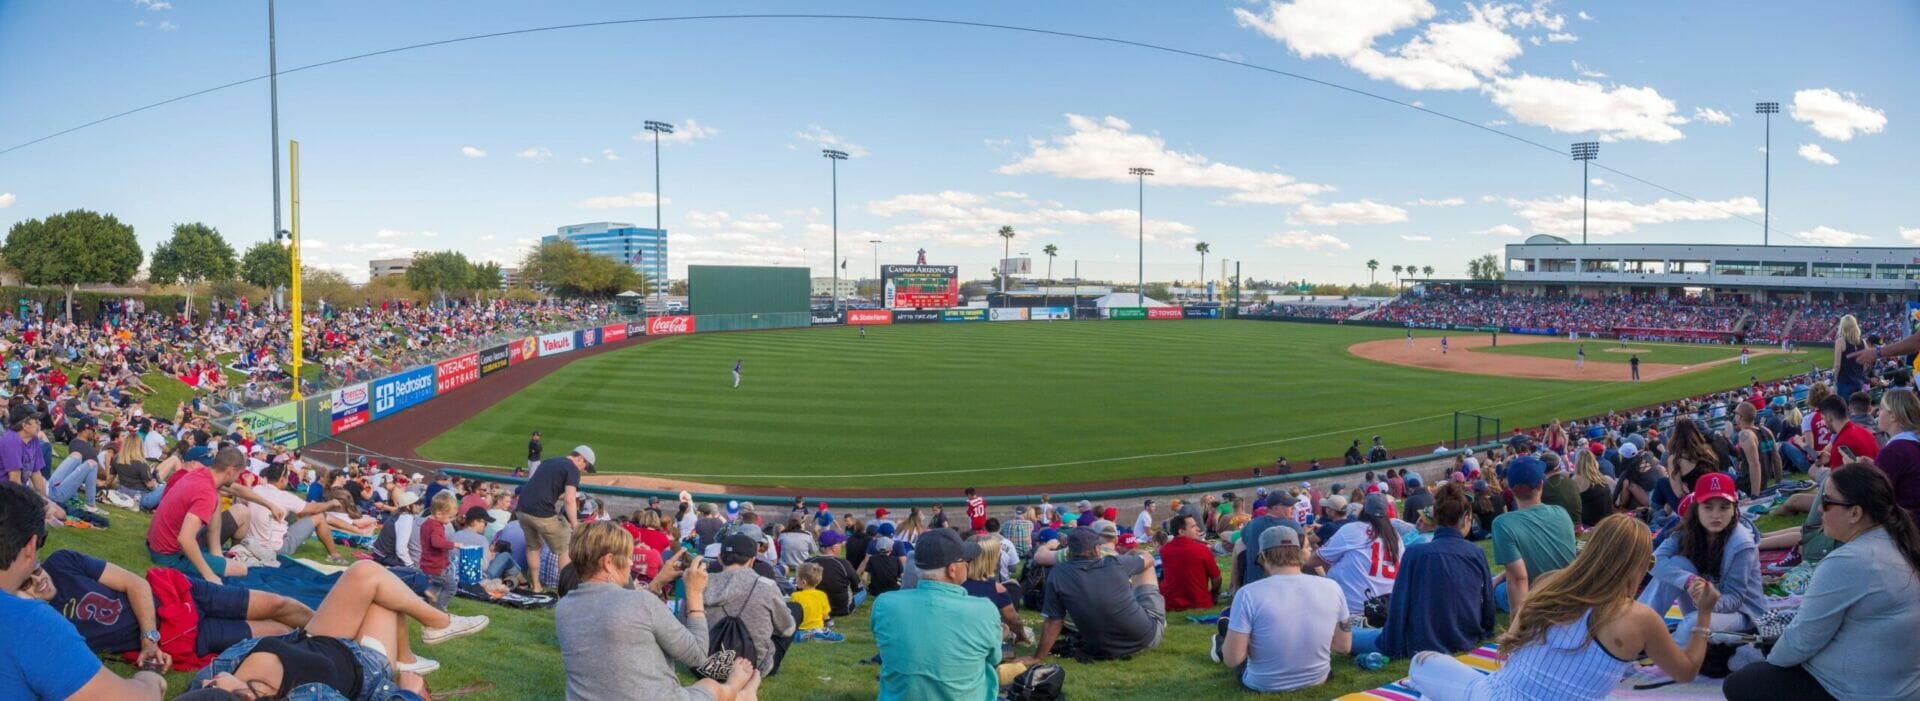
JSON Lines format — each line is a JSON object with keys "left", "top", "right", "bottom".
{"left": 417, "top": 321, "right": 1815, "bottom": 488}
{"left": 1473, "top": 339, "right": 1748, "bottom": 366}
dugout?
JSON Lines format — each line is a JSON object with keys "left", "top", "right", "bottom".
{"left": 688, "top": 265, "right": 811, "bottom": 331}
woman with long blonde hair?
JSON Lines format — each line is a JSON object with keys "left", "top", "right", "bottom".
{"left": 1409, "top": 515, "right": 1721, "bottom": 700}
{"left": 1834, "top": 314, "right": 1869, "bottom": 399}
{"left": 961, "top": 534, "right": 1030, "bottom": 644}
{"left": 1571, "top": 450, "right": 1615, "bottom": 529}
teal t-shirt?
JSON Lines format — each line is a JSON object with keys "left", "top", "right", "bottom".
{"left": 1491, "top": 503, "right": 1577, "bottom": 577}
{"left": 870, "top": 579, "right": 1002, "bottom": 701}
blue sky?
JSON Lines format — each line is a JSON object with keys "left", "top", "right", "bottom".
{"left": 1, "top": 1, "right": 1913, "bottom": 284}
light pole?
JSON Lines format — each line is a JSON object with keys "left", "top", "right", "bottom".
{"left": 644, "top": 120, "right": 674, "bottom": 308}
{"left": 1571, "top": 142, "right": 1599, "bottom": 244}
{"left": 869, "top": 239, "right": 881, "bottom": 303}
{"left": 823, "top": 149, "right": 849, "bottom": 315}
{"left": 1757, "top": 101, "right": 1779, "bottom": 245}
{"left": 267, "top": 0, "right": 284, "bottom": 310}
{"left": 1128, "top": 167, "right": 1154, "bottom": 303}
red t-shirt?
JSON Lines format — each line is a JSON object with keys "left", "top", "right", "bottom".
{"left": 146, "top": 467, "right": 218, "bottom": 555}
{"left": 1831, "top": 422, "right": 1881, "bottom": 467}
{"left": 966, "top": 496, "right": 988, "bottom": 532}
{"left": 637, "top": 527, "right": 673, "bottom": 555}
{"left": 418, "top": 516, "right": 456, "bottom": 575}
{"left": 1157, "top": 535, "right": 1221, "bottom": 611}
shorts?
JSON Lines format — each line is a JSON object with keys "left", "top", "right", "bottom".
{"left": 517, "top": 513, "right": 571, "bottom": 556}
{"left": 1133, "top": 584, "right": 1168, "bottom": 650}
{"left": 149, "top": 545, "right": 231, "bottom": 584}
{"left": 187, "top": 578, "right": 255, "bottom": 657}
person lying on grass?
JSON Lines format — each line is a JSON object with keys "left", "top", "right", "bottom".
{"left": 190, "top": 560, "right": 491, "bottom": 699}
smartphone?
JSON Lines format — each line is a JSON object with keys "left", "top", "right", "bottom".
{"left": 1838, "top": 445, "right": 1857, "bottom": 461}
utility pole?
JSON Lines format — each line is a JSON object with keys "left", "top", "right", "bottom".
{"left": 823, "top": 149, "right": 849, "bottom": 315}
{"left": 1128, "top": 167, "right": 1154, "bottom": 303}
{"left": 644, "top": 120, "right": 674, "bottom": 307}
{"left": 267, "top": 0, "right": 284, "bottom": 310}
{"left": 1757, "top": 102, "right": 1779, "bottom": 245}
{"left": 1571, "top": 142, "right": 1599, "bottom": 244}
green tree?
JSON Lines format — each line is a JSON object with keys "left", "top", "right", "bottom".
{"left": 300, "top": 269, "right": 353, "bottom": 305}
{"left": 1422, "top": 265, "right": 1434, "bottom": 279}
{"left": 996, "top": 225, "right": 1016, "bottom": 293}
{"left": 1366, "top": 258, "right": 1379, "bottom": 286}
{"left": 239, "top": 240, "right": 292, "bottom": 308}
{"left": 1041, "top": 243, "right": 1059, "bottom": 308}
{"left": 149, "top": 222, "right": 239, "bottom": 319}
{"left": 1467, "top": 253, "right": 1505, "bottom": 281}
{"left": 405, "top": 250, "right": 475, "bottom": 304}
{"left": 519, "top": 240, "right": 642, "bottom": 298}
{"left": 2, "top": 210, "right": 143, "bottom": 320}
{"left": 469, "top": 261, "right": 503, "bottom": 294}
{"left": 1194, "top": 241, "right": 1210, "bottom": 294}
{"left": 668, "top": 279, "right": 688, "bottom": 296}
{"left": 1390, "top": 264, "right": 1403, "bottom": 287}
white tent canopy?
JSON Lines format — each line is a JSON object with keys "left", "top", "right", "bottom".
{"left": 1092, "top": 292, "right": 1172, "bottom": 308}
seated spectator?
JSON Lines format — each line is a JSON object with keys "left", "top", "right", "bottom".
{"left": 870, "top": 529, "right": 1002, "bottom": 700}
{"left": 1818, "top": 393, "right": 1878, "bottom": 469}
{"left": 1001, "top": 506, "right": 1035, "bottom": 557}
{"left": 1215, "top": 523, "right": 1349, "bottom": 693}
{"left": 146, "top": 447, "right": 261, "bottom": 583}
{"left": 191, "top": 561, "right": 490, "bottom": 698}
{"left": 1571, "top": 450, "right": 1615, "bottom": 529}
{"left": 1158, "top": 514, "right": 1220, "bottom": 611}
{"left": 857, "top": 533, "right": 902, "bottom": 599}
{"left": 805, "top": 530, "right": 858, "bottom": 615}
{"left": 704, "top": 534, "right": 797, "bottom": 675}
{"left": 1410, "top": 515, "right": 1721, "bottom": 700}
{"left": 233, "top": 462, "right": 344, "bottom": 567}
{"left": 554, "top": 521, "right": 761, "bottom": 701}
{"left": 21, "top": 548, "right": 312, "bottom": 663}
{"left": 960, "top": 533, "right": 1028, "bottom": 645}
{"left": 1400, "top": 473, "right": 1432, "bottom": 524}
{"left": 1638, "top": 473, "right": 1764, "bottom": 642}
{"left": 1872, "top": 388, "right": 1920, "bottom": 525}
{"left": 1312, "top": 493, "right": 1411, "bottom": 618}
{"left": 790, "top": 563, "right": 845, "bottom": 643}
{"left": 1366, "top": 482, "right": 1494, "bottom": 658}
{"left": 1490, "top": 456, "right": 1576, "bottom": 614}
{"left": 1232, "top": 496, "right": 1294, "bottom": 591}
{"left": 44, "top": 417, "right": 104, "bottom": 512}
{"left": 1725, "top": 462, "right": 1920, "bottom": 700}
{"left": 776, "top": 519, "right": 817, "bottom": 574}
{"left": 1024, "top": 528, "right": 1166, "bottom": 662}
{"left": 369, "top": 490, "right": 424, "bottom": 569}
{"left": 1539, "top": 453, "right": 1583, "bottom": 527}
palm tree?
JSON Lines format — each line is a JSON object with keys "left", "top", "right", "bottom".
{"left": 1391, "top": 264, "right": 1404, "bottom": 287}
{"left": 1194, "top": 242, "right": 1211, "bottom": 301}
{"left": 1404, "top": 263, "right": 1416, "bottom": 288}
{"left": 1366, "top": 258, "right": 1379, "bottom": 287}
{"left": 1042, "top": 243, "right": 1059, "bottom": 308}
{"left": 1422, "top": 265, "right": 1434, "bottom": 280}
{"left": 997, "top": 225, "right": 1016, "bottom": 293}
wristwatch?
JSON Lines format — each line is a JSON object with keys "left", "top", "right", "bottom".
{"left": 143, "top": 629, "right": 160, "bottom": 644}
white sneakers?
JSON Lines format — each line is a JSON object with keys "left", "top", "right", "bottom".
{"left": 395, "top": 654, "right": 440, "bottom": 675}
{"left": 422, "top": 614, "right": 490, "bottom": 645}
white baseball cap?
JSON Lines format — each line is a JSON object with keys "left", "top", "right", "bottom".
{"left": 573, "top": 445, "right": 596, "bottom": 468}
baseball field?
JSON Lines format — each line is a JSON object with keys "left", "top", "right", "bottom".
{"left": 411, "top": 320, "right": 1814, "bottom": 489}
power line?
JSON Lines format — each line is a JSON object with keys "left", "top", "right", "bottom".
{"left": 0, "top": 13, "right": 1779, "bottom": 236}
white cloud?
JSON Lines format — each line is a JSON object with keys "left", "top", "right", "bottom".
{"left": 1234, "top": 0, "right": 1569, "bottom": 92}
{"left": 1232, "top": 0, "right": 1435, "bottom": 61}
{"left": 794, "top": 126, "right": 868, "bottom": 158}
{"left": 1264, "top": 230, "right": 1350, "bottom": 251}
{"left": 575, "top": 192, "right": 668, "bottom": 209}
{"left": 864, "top": 190, "right": 1196, "bottom": 244}
{"left": 601, "top": 149, "right": 621, "bottom": 161}
{"left": 1577, "top": 10, "right": 1593, "bottom": 20}
{"left": 516, "top": 147, "right": 552, "bottom": 159}
{"left": 1477, "top": 224, "right": 1525, "bottom": 236}
{"left": 684, "top": 210, "right": 783, "bottom": 233}
{"left": 1504, "top": 195, "right": 1762, "bottom": 236}
{"left": 1901, "top": 227, "right": 1920, "bottom": 245}
{"left": 134, "top": 0, "right": 171, "bottom": 10}
{"left": 1483, "top": 74, "right": 1688, "bottom": 142}
{"left": 1406, "top": 197, "right": 1465, "bottom": 207}
{"left": 459, "top": 146, "right": 486, "bottom": 158}
{"left": 1797, "top": 143, "right": 1839, "bottom": 166}
{"left": 1570, "top": 60, "right": 1605, "bottom": 78}
{"left": 998, "top": 114, "right": 1333, "bottom": 205}
{"left": 633, "top": 118, "right": 719, "bottom": 145}
{"left": 992, "top": 191, "right": 1029, "bottom": 199}
{"left": 578, "top": 157, "right": 594, "bottom": 164}
{"left": 1545, "top": 32, "right": 1578, "bottom": 42}
{"left": 1589, "top": 177, "right": 1616, "bottom": 191}
{"left": 1401, "top": 234, "right": 1433, "bottom": 241}
{"left": 1793, "top": 225, "right": 1867, "bottom": 246}
{"left": 157, "top": 20, "right": 177, "bottom": 31}
{"left": 1287, "top": 199, "right": 1409, "bottom": 225}
{"left": 1791, "top": 89, "right": 1886, "bottom": 141}
{"left": 1693, "top": 107, "right": 1732, "bottom": 124}
{"left": 0, "top": 193, "right": 13, "bottom": 208}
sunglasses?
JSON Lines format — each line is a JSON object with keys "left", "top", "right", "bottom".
{"left": 1819, "top": 498, "right": 1856, "bottom": 511}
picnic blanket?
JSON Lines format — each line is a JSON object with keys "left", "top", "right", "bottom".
{"left": 227, "top": 555, "right": 343, "bottom": 609}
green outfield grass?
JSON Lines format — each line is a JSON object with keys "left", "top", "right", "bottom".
{"left": 416, "top": 321, "right": 1820, "bottom": 488}
{"left": 1472, "top": 339, "right": 1765, "bottom": 366}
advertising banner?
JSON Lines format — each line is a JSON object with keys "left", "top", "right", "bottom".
{"left": 1109, "top": 307, "right": 1147, "bottom": 320}
{"left": 477, "top": 344, "right": 511, "bottom": 376}
{"left": 1506, "top": 326, "right": 1558, "bottom": 336}
{"left": 989, "top": 308, "right": 1029, "bottom": 321}
{"left": 509, "top": 337, "right": 538, "bottom": 365}
{"left": 892, "top": 309, "right": 942, "bottom": 324}
{"left": 847, "top": 309, "right": 894, "bottom": 325}
{"left": 238, "top": 403, "right": 300, "bottom": 445}
{"left": 371, "top": 366, "right": 437, "bottom": 421}
{"left": 435, "top": 352, "right": 480, "bottom": 394}
{"left": 602, "top": 323, "right": 627, "bottom": 343}
{"left": 300, "top": 394, "right": 332, "bottom": 447}
{"left": 1032, "top": 306, "right": 1072, "bottom": 320}
{"left": 881, "top": 265, "right": 960, "bottom": 309}
{"left": 1182, "top": 306, "right": 1221, "bottom": 319}
{"left": 1148, "top": 307, "right": 1184, "bottom": 320}
{"left": 627, "top": 321, "right": 646, "bottom": 338}
{"left": 647, "top": 315, "right": 696, "bottom": 336}
{"left": 811, "top": 314, "right": 842, "bottom": 326}
{"left": 575, "top": 327, "right": 601, "bottom": 350}
{"left": 941, "top": 308, "right": 988, "bottom": 323}
{"left": 330, "top": 383, "right": 370, "bottom": 433}
{"left": 538, "top": 331, "right": 576, "bottom": 357}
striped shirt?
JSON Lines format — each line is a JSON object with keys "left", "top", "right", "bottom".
{"left": 1482, "top": 610, "right": 1632, "bottom": 700}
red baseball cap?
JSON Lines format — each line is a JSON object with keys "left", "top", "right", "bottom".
{"left": 1116, "top": 532, "right": 1139, "bottom": 551}
{"left": 1694, "top": 473, "right": 1738, "bottom": 505}
{"left": 874, "top": 507, "right": 889, "bottom": 518}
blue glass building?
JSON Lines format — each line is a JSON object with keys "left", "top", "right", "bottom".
{"left": 543, "top": 222, "right": 668, "bottom": 287}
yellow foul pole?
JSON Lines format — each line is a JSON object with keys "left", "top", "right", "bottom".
{"left": 288, "top": 140, "right": 304, "bottom": 401}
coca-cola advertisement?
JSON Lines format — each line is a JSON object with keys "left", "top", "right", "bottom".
{"left": 647, "top": 315, "right": 696, "bottom": 336}
{"left": 509, "top": 336, "right": 538, "bottom": 365}
{"left": 435, "top": 352, "right": 480, "bottom": 394}
{"left": 602, "top": 323, "right": 627, "bottom": 343}
{"left": 847, "top": 309, "right": 893, "bottom": 325}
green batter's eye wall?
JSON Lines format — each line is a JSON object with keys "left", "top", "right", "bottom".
{"left": 687, "top": 264, "right": 813, "bottom": 332}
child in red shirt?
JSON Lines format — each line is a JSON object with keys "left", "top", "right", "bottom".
{"left": 419, "top": 492, "right": 460, "bottom": 610}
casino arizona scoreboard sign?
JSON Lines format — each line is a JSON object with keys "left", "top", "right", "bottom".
{"left": 882, "top": 265, "right": 959, "bottom": 309}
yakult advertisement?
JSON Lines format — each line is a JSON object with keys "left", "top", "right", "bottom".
{"left": 538, "top": 331, "right": 576, "bottom": 357}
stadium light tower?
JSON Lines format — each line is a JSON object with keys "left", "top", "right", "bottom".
{"left": 869, "top": 239, "right": 882, "bottom": 302}
{"left": 1757, "top": 101, "right": 1779, "bottom": 246}
{"left": 824, "top": 149, "right": 850, "bottom": 315}
{"left": 1571, "top": 142, "right": 1599, "bottom": 244}
{"left": 266, "top": 0, "right": 284, "bottom": 310}
{"left": 1129, "top": 167, "right": 1154, "bottom": 302}
{"left": 644, "top": 120, "right": 674, "bottom": 307}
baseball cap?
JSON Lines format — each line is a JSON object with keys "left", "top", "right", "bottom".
{"left": 1258, "top": 522, "right": 1302, "bottom": 550}
{"left": 1361, "top": 493, "right": 1390, "bottom": 519}
{"left": 1404, "top": 472, "right": 1423, "bottom": 488}
{"left": 818, "top": 501, "right": 829, "bottom": 511}
{"left": 1694, "top": 473, "right": 1739, "bottom": 505}
{"left": 1588, "top": 442, "right": 1606, "bottom": 456}
{"left": 1075, "top": 499, "right": 1092, "bottom": 510}
{"left": 1064, "top": 527, "right": 1102, "bottom": 555}
{"left": 1034, "top": 527, "right": 1060, "bottom": 544}
{"left": 871, "top": 537, "right": 894, "bottom": 553}
{"left": 184, "top": 445, "right": 215, "bottom": 465}
{"left": 876, "top": 521, "right": 896, "bottom": 537}
{"left": 1255, "top": 487, "right": 1268, "bottom": 496}
{"left": 1059, "top": 511, "right": 1080, "bottom": 525}
{"left": 1102, "top": 506, "right": 1118, "bottom": 521}
{"left": 819, "top": 530, "right": 847, "bottom": 547}
{"left": 1091, "top": 520, "right": 1120, "bottom": 538}
{"left": 727, "top": 500, "right": 740, "bottom": 515}
{"left": 1319, "top": 494, "right": 1348, "bottom": 512}
{"left": 720, "top": 534, "right": 759, "bottom": 559}
{"left": 912, "top": 529, "right": 981, "bottom": 570}
{"left": 1619, "top": 443, "right": 1639, "bottom": 460}
{"left": 572, "top": 445, "right": 596, "bottom": 469}
{"left": 1506, "top": 456, "right": 1547, "bottom": 489}
{"left": 1116, "top": 532, "right": 1139, "bottom": 551}
{"left": 462, "top": 506, "right": 494, "bottom": 525}
{"left": 735, "top": 524, "right": 766, "bottom": 543}
{"left": 394, "top": 491, "right": 421, "bottom": 509}
{"left": 874, "top": 507, "right": 889, "bottom": 518}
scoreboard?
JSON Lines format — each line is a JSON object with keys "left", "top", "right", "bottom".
{"left": 882, "top": 265, "right": 959, "bottom": 309}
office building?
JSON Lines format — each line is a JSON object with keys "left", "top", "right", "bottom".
{"left": 543, "top": 222, "right": 668, "bottom": 287}
{"left": 369, "top": 257, "right": 410, "bottom": 279}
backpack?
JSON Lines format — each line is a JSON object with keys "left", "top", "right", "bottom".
{"left": 701, "top": 580, "right": 763, "bottom": 679}
{"left": 1018, "top": 559, "right": 1050, "bottom": 612}
{"left": 1006, "top": 663, "right": 1066, "bottom": 701}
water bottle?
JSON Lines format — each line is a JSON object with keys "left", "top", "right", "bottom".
{"left": 1358, "top": 652, "right": 1388, "bottom": 671}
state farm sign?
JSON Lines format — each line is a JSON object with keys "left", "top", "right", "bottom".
{"left": 847, "top": 309, "right": 892, "bottom": 325}
{"left": 436, "top": 352, "right": 480, "bottom": 394}
{"left": 647, "top": 315, "right": 695, "bottom": 336}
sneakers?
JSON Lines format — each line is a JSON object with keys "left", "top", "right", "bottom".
{"left": 801, "top": 629, "right": 846, "bottom": 643}
{"left": 1210, "top": 632, "right": 1225, "bottom": 663}
{"left": 395, "top": 654, "right": 440, "bottom": 674}
{"left": 422, "top": 614, "right": 490, "bottom": 644}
